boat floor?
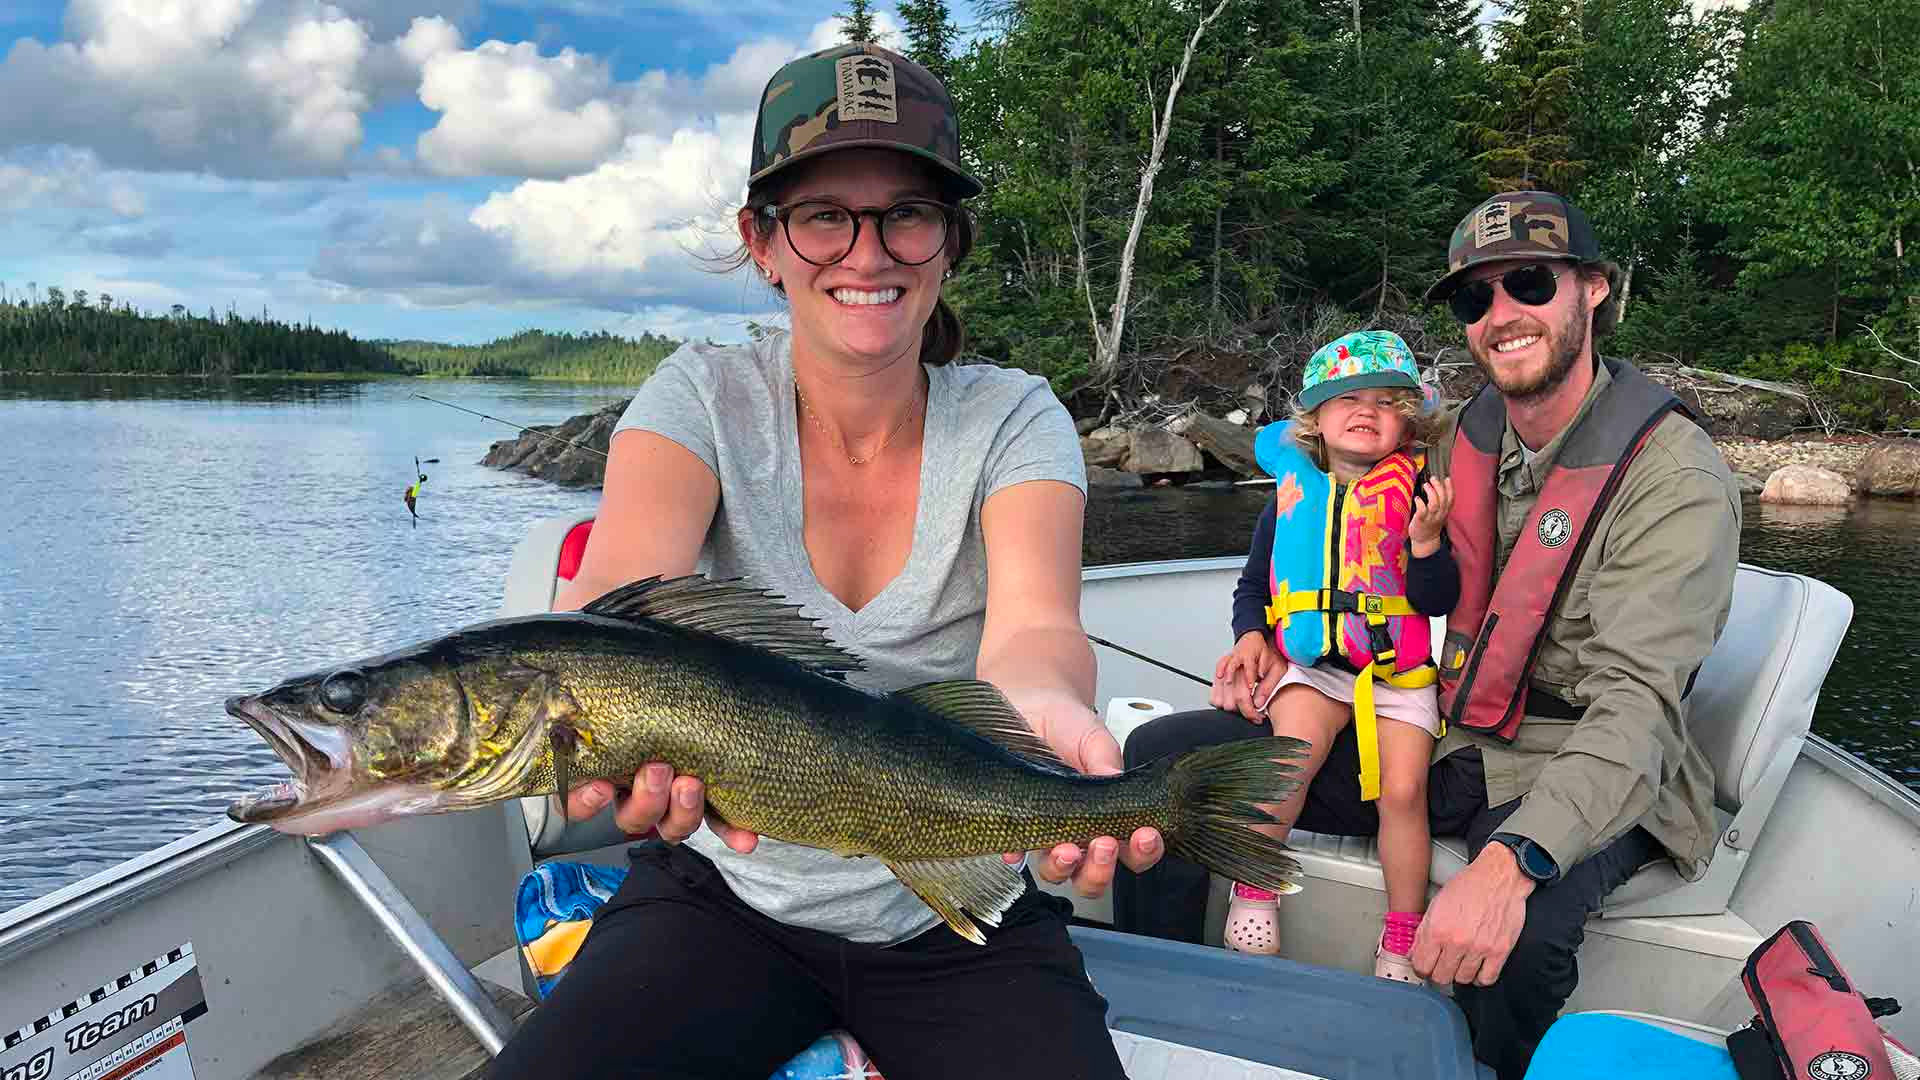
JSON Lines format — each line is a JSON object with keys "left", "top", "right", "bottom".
{"left": 253, "top": 975, "right": 533, "bottom": 1080}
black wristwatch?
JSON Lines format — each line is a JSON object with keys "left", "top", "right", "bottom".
{"left": 1490, "top": 832, "right": 1560, "bottom": 885}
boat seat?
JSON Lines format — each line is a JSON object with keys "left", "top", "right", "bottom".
{"left": 1281, "top": 563, "right": 1852, "bottom": 920}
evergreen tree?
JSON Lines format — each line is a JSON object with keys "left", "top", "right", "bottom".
{"left": 1461, "top": 0, "right": 1585, "bottom": 193}
{"left": 840, "top": 0, "right": 878, "bottom": 43}
{"left": 1698, "top": 0, "right": 1920, "bottom": 344}
{"left": 898, "top": 0, "right": 956, "bottom": 81}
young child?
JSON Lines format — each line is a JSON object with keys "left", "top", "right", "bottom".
{"left": 1210, "top": 330, "right": 1457, "bottom": 984}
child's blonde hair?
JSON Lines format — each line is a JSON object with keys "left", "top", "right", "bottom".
{"left": 1289, "top": 388, "right": 1440, "bottom": 471}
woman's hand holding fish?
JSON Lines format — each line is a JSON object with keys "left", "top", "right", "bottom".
{"left": 565, "top": 765, "right": 760, "bottom": 854}
{"left": 1002, "top": 690, "right": 1164, "bottom": 898}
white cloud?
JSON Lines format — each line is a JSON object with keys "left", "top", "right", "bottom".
{"left": 415, "top": 38, "right": 625, "bottom": 177}
{"left": 409, "top": 13, "right": 908, "bottom": 177}
{"left": 0, "top": 147, "right": 145, "bottom": 218}
{"left": 0, "top": 0, "right": 373, "bottom": 177}
{"left": 313, "top": 15, "right": 911, "bottom": 312}
{"left": 470, "top": 116, "right": 751, "bottom": 282}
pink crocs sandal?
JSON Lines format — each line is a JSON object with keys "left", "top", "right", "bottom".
{"left": 1373, "top": 944, "right": 1424, "bottom": 985}
{"left": 1223, "top": 881, "right": 1281, "bottom": 955}
{"left": 1374, "top": 911, "right": 1424, "bottom": 985}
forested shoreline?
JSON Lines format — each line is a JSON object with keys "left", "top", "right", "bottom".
{"left": 882, "top": 0, "right": 1920, "bottom": 431}
{"left": 0, "top": 293, "right": 680, "bottom": 382}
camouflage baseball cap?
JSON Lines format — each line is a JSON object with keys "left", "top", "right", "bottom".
{"left": 749, "top": 43, "right": 982, "bottom": 199}
{"left": 1424, "top": 191, "right": 1601, "bottom": 303}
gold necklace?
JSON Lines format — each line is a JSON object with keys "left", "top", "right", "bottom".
{"left": 794, "top": 375, "right": 924, "bottom": 466}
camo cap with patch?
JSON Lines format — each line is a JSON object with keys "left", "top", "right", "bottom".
{"left": 749, "top": 43, "right": 982, "bottom": 199}
{"left": 1424, "top": 190, "right": 1601, "bottom": 303}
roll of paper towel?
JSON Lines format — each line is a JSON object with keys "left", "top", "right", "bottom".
{"left": 1103, "top": 696, "right": 1173, "bottom": 747}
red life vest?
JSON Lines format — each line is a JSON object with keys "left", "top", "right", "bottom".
{"left": 1437, "top": 358, "right": 1686, "bottom": 741}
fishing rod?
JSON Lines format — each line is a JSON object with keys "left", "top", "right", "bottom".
{"left": 412, "top": 392, "right": 610, "bottom": 460}
{"left": 1087, "top": 634, "right": 1212, "bottom": 688}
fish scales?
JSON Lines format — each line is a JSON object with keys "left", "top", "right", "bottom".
{"left": 517, "top": 620, "right": 1173, "bottom": 859}
{"left": 225, "top": 574, "right": 1309, "bottom": 942}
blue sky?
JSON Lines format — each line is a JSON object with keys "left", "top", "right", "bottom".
{"left": 0, "top": 0, "right": 976, "bottom": 345}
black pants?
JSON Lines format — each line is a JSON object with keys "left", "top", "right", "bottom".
{"left": 1111, "top": 709, "right": 1658, "bottom": 1080}
{"left": 490, "top": 841, "right": 1126, "bottom": 1080}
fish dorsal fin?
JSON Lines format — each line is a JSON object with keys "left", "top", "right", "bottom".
{"left": 893, "top": 680, "right": 1072, "bottom": 772}
{"left": 884, "top": 856, "right": 1028, "bottom": 945}
{"left": 582, "top": 575, "right": 865, "bottom": 679}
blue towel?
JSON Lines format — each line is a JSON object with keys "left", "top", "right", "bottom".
{"left": 514, "top": 861, "right": 629, "bottom": 1000}
{"left": 1524, "top": 1013, "right": 1739, "bottom": 1080}
{"left": 515, "top": 861, "right": 629, "bottom": 957}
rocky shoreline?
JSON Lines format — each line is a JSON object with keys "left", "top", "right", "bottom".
{"left": 478, "top": 381, "right": 1920, "bottom": 507}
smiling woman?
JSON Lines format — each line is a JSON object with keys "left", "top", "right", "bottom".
{"left": 486, "top": 42, "right": 1161, "bottom": 1080}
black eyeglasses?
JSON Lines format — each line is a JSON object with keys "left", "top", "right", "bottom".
{"left": 758, "top": 199, "right": 955, "bottom": 267}
{"left": 1447, "top": 263, "right": 1569, "bottom": 325}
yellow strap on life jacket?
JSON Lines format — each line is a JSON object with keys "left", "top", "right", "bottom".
{"left": 1263, "top": 588, "right": 1433, "bottom": 801}
{"left": 1263, "top": 587, "right": 1419, "bottom": 630}
{"left": 1352, "top": 612, "right": 1437, "bottom": 802}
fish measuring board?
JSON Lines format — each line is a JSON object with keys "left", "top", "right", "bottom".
{"left": 1, "top": 943, "right": 206, "bottom": 1080}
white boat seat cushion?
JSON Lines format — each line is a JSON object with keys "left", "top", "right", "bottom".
{"left": 1292, "top": 565, "right": 1851, "bottom": 919}
{"left": 1687, "top": 565, "right": 1850, "bottom": 812}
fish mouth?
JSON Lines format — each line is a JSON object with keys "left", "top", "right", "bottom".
{"left": 225, "top": 695, "right": 352, "bottom": 826}
{"left": 224, "top": 695, "right": 449, "bottom": 834}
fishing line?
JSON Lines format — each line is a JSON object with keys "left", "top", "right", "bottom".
{"left": 412, "top": 392, "right": 611, "bottom": 460}
{"left": 1087, "top": 634, "right": 1213, "bottom": 687}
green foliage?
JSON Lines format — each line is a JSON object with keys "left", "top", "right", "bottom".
{"left": 0, "top": 293, "right": 401, "bottom": 376}
{"left": 930, "top": 0, "right": 1919, "bottom": 429}
{"left": 384, "top": 330, "right": 679, "bottom": 381}
{"left": 1462, "top": 0, "right": 1585, "bottom": 193}
{"left": 1734, "top": 337, "right": 1920, "bottom": 432}
{"left": 1696, "top": 0, "right": 1920, "bottom": 343}
{"left": 0, "top": 290, "right": 682, "bottom": 383}
{"left": 898, "top": 0, "right": 956, "bottom": 81}
{"left": 840, "top": 0, "right": 878, "bottom": 43}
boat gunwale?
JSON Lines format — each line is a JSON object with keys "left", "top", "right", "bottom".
{"left": 0, "top": 817, "right": 273, "bottom": 968}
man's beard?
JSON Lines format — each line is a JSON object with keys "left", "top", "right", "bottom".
{"left": 1469, "top": 298, "right": 1588, "bottom": 402}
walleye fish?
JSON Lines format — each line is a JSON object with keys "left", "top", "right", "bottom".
{"left": 226, "top": 575, "right": 1309, "bottom": 943}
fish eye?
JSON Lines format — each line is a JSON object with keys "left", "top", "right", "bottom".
{"left": 319, "top": 671, "right": 367, "bottom": 714}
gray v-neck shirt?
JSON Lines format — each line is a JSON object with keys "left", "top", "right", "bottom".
{"left": 613, "top": 333, "right": 1086, "bottom": 943}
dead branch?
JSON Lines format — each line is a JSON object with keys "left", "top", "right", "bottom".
{"left": 1835, "top": 366, "right": 1920, "bottom": 396}
{"left": 1088, "top": 0, "right": 1231, "bottom": 386}
{"left": 1863, "top": 323, "right": 1920, "bottom": 371}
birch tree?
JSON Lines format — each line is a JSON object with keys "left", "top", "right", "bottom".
{"left": 1084, "top": 0, "right": 1232, "bottom": 387}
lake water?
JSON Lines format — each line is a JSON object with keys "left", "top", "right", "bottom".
{"left": 1, "top": 374, "right": 1915, "bottom": 912}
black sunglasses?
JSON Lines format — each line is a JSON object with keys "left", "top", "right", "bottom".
{"left": 1447, "top": 263, "right": 1569, "bottom": 325}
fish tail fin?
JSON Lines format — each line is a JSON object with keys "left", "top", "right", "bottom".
{"left": 1158, "top": 736, "right": 1312, "bottom": 897}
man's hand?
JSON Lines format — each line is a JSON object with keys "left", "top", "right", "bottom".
{"left": 1410, "top": 840, "right": 1535, "bottom": 986}
{"left": 1003, "top": 691, "right": 1164, "bottom": 898}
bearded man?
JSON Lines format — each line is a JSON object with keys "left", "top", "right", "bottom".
{"left": 1113, "top": 191, "right": 1742, "bottom": 1080}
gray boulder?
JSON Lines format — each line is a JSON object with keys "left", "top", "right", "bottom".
{"left": 1123, "top": 428, "right": 1203, "bottom": 474}
{"left": 1856, "top": 439, "right": 1920, "bottom": 497}
{"left": 1759, "top": 464, "right": 1852, "bottom": 506}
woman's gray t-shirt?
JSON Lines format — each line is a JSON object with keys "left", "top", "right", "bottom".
{"left": 613, "top": 333, "right": 1087, "bottom": 944}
